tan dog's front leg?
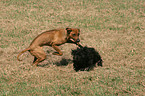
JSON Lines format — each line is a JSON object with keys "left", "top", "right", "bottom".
{"left": 76, "top": 42, "right": 83, "bottom": 48}
{"left": 52, "top": 44, "right": 63, "bottom": 56}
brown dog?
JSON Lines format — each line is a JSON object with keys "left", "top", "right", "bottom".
{"left": 17, "top": 28, "right": 82, "bottom": 66}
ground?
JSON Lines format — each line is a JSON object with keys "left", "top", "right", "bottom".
{"left": 0, "top": 0, "right": 145, "bottom": 95}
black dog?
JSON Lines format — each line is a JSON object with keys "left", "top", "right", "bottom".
{"left": 71, "top": 46, "right": 103, "bottom": 71}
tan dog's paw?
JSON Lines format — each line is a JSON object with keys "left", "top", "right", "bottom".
{"left": 31, "top": 63, "right": 38, "bottom": 67}
{"left": 52, "top": 52, "right": 63, "bottom": 56}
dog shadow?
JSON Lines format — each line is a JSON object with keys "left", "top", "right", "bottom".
{"left": 55, "top": 58, "right": 72, "bottom": 66}
{"left": 37, "top": 63, "right": 49, "bottom": 67}
{"left": 38, "top": 58, "right": 72, "bottom": 67}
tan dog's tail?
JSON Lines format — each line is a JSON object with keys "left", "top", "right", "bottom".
{"left": 17, "top": 47, "right": 30, "bottom": 61}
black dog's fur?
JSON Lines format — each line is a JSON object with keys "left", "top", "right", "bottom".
{"left": 71, "top": 46, "right": 103, "bottom": 71}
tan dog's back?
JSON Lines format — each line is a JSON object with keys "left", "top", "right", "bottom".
{"left": 30, "top": 29, "right": 67, "bottom": 47}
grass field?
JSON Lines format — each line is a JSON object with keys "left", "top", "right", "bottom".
{"left": 0, "top": 0, "right": 145, "bottom": 95}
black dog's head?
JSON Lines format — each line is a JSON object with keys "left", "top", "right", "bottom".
{"left": 72, "top": 46, "right": 103, "bottom": 71}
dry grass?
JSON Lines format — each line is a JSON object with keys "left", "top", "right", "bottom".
{"left": 0, "top": 0, "right": 145, "bottom": 95}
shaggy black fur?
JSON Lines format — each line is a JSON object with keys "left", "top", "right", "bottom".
{"left": 71, "top": 46, "right": 103, "bottom": 71}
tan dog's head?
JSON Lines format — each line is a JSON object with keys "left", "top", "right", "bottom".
{"left": 66, "top": 28, "right": 80, "bottom": 44}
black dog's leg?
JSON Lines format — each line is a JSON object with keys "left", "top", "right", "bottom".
{"left": 97, "top": 59, "right": 103, "bottom": 67}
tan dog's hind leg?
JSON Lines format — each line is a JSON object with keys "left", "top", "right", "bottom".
{"left": 52, "top": 44, "right": 63, "bottom": 56}
{"left": 30, "top": 47, "right": 46, "bottom": 66}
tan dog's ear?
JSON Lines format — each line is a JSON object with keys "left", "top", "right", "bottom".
{"left": 66, "top": 28, "right": 72, "bottom": 34}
